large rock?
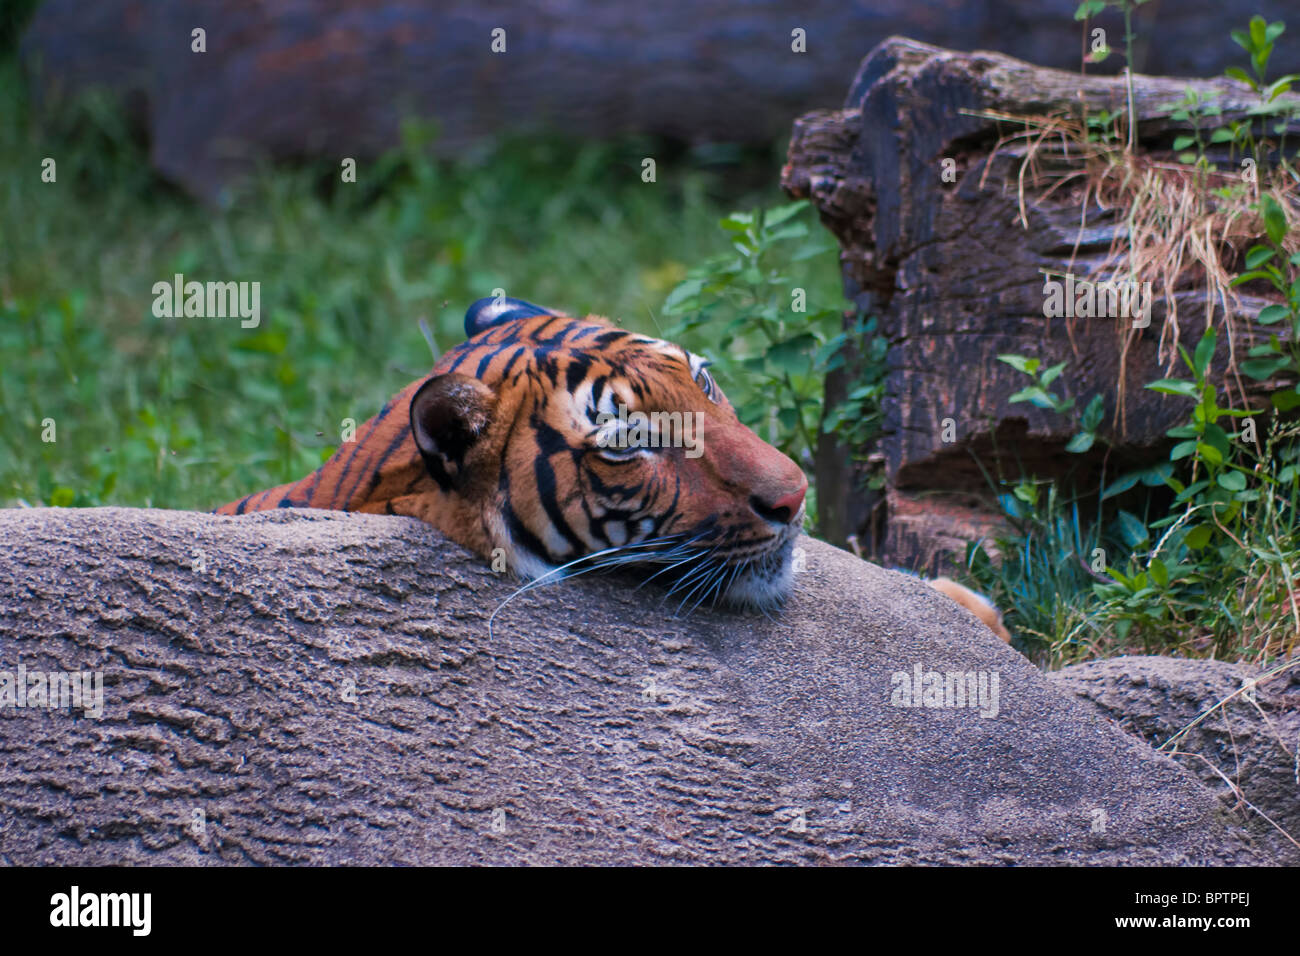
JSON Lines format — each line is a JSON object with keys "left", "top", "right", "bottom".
{"left": 782, "top": 38, "right": 1300, "bottom": 558}
{"left": 1051, "top": 656, "right": 1300, "bottom": 865}
{"left": 0, "top": 506, "right": 1266, "bottom": 864}
{"left": 18, "top": 0, "right": 1300, "bottom": 201}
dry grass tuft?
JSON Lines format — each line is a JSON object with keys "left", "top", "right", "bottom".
{"left": 970, "top": 106, "right": 1300, "bottom": 428}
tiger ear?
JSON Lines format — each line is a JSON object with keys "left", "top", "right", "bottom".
{"left": 464, "top": 295, "right": 554, "bottom": 337}
{"left": 409, "top": 374, "right": 498, "bottom": 492}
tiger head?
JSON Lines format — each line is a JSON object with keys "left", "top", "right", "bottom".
{"left": 407, "top": 296, "right": 808, "bottom": 609}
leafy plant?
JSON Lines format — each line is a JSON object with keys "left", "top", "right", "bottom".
{"left": 965, "top": 482, "right": 1110, "bottom": 663}
{"left": 1226, "top": 16, "right": 1297, "bottom": 103}
{"left": 996, "top": 353, "right": 1106, "bottom": 453}
{"left": 1160, "top": 86, "right": 1229, "bottom": 166}
{"left": 1074, "top": 0, "right": 1153, "bottom": 151}
{"left": 1232, "top": 194, "right": 1300, "bottom": 409}
{"left": 819, "top": 311, "right": 888, "bottom": 460}
{"left": 662, "top": 202, "right": 850, "bottom": 475}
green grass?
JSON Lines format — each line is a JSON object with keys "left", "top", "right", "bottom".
{"left": 0, "top": 55, "right": 842, "bottom": 513}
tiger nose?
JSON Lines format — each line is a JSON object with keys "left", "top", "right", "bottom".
{"left": 749, "top": 475, "right": 808, "bottom": 526}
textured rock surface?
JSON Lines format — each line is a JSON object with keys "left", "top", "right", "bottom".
{"left": 1051, "top": 656, "right": 1300, "bottom": 865}
{"left": 0, "top": 506, "right": 1267, "bottom": 864}
{"left": 782, "top": 38, "right": 1300, "bottom": 555}
{"left": 19, "top": 0, "right": 1300, "bottom": 201}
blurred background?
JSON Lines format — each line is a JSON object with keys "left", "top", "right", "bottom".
{"left": 1, "top": 0, "right": 1292, "bottom": 539}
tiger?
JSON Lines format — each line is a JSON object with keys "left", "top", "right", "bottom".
{"left": 217, "top": 296, "right": 809, "bottom": 610}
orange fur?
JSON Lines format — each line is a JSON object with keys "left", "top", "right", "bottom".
{"left": 928, "top": 577, "right": 1012, "bottom": 642}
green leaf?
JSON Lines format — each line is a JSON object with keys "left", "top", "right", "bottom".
{"left": 1172, "top": 135, "right": 1196, "bottom": 151}
{"left": 1149, "top": 557, "right": 1169, "bottom": 588}
{"left": 997, "top": 354, "right": 1040, "bottom": 375}
{"left": 49, "top": 487, "right": 76, "bottom": 507}
{"left": 1224, "top": 66, "right": 1255, "bottom": 87}
{"left": 1196, "top": 442, "right": 1224, "bottom": 466}
{"left": 763, "top": 223, "right": 808, "bottom": 244}
{"left": 1170, "top": 439, "right": 1199, "bottom": 460}
{"left": 1065, "top": 432, "right": 1095, "bottom": 453}
{"left": 1266, "top": 78, "right": 1294, "bottom": 102}
{"left": 1102, "top": 471, "right": 1143, "bottom": 500}
{"left": 661, "top": 277, "right": 705, "bottom": 314}
{"left": 1240, "top": 355, "right": 1291, "bottom": 379}
{"left": 1193, "top": 329, "right": 1216, "bottom": 378}
{"left": 1184, "top": 524, "right": 1213, "bottom": 549}
{"left": 1217, "top": 470, "right": 1247, "bottom": 491}
{"left": 1140, "top": 462, "right": 1174, "bottom": 486}
{"left": 1250, "top": 15, "right": 1268, "bottom": 50}
{"left": 718, "top": 213, "right": 753, "bottom": 233}
{"left": 1039, "top": 361, "right": 1067, "bottom": 388}
{"left": 1008, "top": 386, "right": 1056, "bottom": 409}
{"left": 1272, "top": 389, "right": 1300, "bottom": 411}
{"left": 1116, "top": 509, "right": 1150, "bottom": 548}
{"left": 998, "top": 493, "right": 1026, "bottom": 520}
{"left": 1074, "top": 0, "right": 1107, "bottom": 20}
{"left": 1146, "top": 378, "right": 1200, "bottom": 398}
{"left": 1257, "top": 304, "right": 1290, "bottom": 324}
{"left": 1261, "top": 194, "right": 1289, "bottom": 246}
{"left": 765, "top": 333, "right": 819, "bottom": 374}
{"left": 1203, "top": 422, "right": 1232, "bottom": 458}
{"left": 1081, "top": 393, "right": 1105, "bottom": 432}
{"left": 760, "top": 203, "right": 807, "bottom": 230}
{"left": 1175, "top": 480, "right": 1210, "bottom": 503}
{"left": 1231, "top": 269, "right": 1277, "bottom": 287}
{"left": 1246, "top": 245, "right": 1276, "bottom": 268}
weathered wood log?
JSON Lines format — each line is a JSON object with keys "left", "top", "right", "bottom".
{"left": 0, "top": 507, "right": 1270, "bottom": 864}
{"left": 782, "top": 37, "right": 1300, "bottom": 556}
{"left": 18, "top": 0, "right": 1300, "bottom": 201}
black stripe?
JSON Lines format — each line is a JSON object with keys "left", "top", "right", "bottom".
{"left": 355, "top": 426, "right": 413, "bottom": 503}
{"left": 475, "top": 343, "right": 510, "bottom": 379}
{"left": 331, "top": 400, "right": 393, "bottom": 508}
{"left": 500, "top": 346, "right": 526, "bottom": 380}
{"left": 532, "top": 419, "right": 588, "bottom": 555}
{"left": 529, "top": 315, "right": 561, "bottom": 340}
{"left": 565, "top": 356, "right": 592, "bottom": 395}
{"left": 537, "top": 320, "right": 580, "bottom": 347}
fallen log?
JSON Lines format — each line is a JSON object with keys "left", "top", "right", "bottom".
{"left": 783, "top": 37, "right": 1300, "bottom": 562}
